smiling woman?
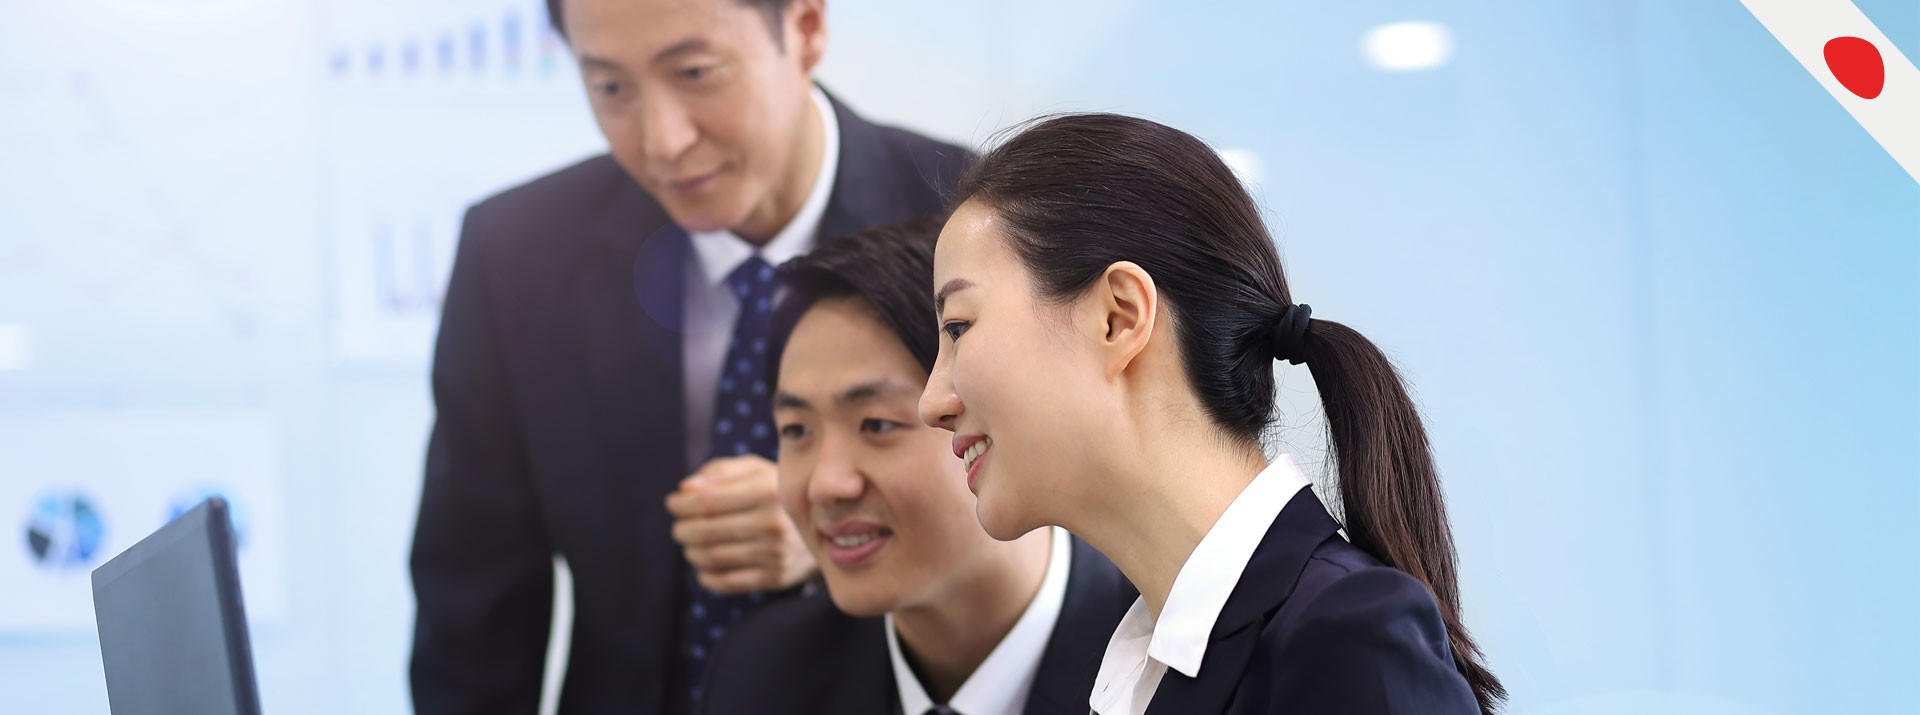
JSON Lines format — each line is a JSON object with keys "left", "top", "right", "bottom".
{"left": 919, "top": 114, "right": 1504, "bottom": 715}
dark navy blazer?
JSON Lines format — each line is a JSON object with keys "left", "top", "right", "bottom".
{"left": 1143, "top": 489, "right": 1481, "bottom": 714}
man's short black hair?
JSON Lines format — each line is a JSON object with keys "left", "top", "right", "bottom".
{"left": 768, "top": 216, "right": 945, "bottom": 387}
{"left": 545, "top": 0, "right": 795, "bottom": 48}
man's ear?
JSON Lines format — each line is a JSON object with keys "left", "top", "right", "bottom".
{"left": 790, "top": 0, "right": 828, "bottom": 73}
{"left": 1080, "top": 261, "right": 1158, "bottom": 380}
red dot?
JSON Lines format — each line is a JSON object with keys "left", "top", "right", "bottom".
{"left": 1823, "top": 36, "right": 1885, "bottom": 100}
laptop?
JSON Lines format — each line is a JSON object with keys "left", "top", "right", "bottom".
{"left": 91, "top": 496, "right": 263, "bottom": 715}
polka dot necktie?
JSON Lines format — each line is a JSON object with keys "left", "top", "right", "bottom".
{"left": 681, "top": 255, "right": 780, "bottom": 710}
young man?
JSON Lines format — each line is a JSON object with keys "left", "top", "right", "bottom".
{"left": 701, "top": 219, "right": 1135, "bottom": 715}
{"left": 408, "top": 0, "right": 973, "bottom": 712}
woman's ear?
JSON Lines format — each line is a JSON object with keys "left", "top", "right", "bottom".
{"left": 1081, "top": 261, "right": 1158, "bottom": 380}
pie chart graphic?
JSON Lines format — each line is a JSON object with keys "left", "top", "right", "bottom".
{"left": 23, "top": 490, "right": 105, "bottom": 570}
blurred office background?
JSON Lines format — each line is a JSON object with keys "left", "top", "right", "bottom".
{"left": 2, "top": 0, "right": 1916, "bottom": 713}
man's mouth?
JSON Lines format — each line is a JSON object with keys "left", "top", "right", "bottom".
{"left": 817, "top": 522, "right": 893, "bottom": 568}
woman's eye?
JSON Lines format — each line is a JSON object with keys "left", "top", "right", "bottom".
{"left": 860, "top": 419, "right": 901, "bottom": 435}
{"left": 941, "top": 321, "right": 971, "bottom": 341}
{"left": 778, "top": 423, "right": 808, "bottom": 440}
{"left": 595, "top": 80, "right": 623, "bottom": 96}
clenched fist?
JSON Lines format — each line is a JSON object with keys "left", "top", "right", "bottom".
{"left": 665, "top": 455, "right": 816, "bottom": 594}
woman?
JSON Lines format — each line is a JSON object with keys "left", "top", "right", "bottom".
{"left": 918, "top": 114, "right": 1504, "bottom": 714}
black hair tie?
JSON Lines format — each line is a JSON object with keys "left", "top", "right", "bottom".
{"left": 1267, "top": 303, "right": 1313, "bottom": 365}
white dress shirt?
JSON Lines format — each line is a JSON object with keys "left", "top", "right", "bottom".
{"left": 1089, "top": 455, "right": 1315, "bottom": 715}
{"left": 682, "top": 86, "right": 840, "bottom": 468}
{"left": 887, "top": 526, "right": 1072, "bottom": 715}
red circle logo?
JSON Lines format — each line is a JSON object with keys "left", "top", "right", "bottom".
{"left": 1823, "top": 36, "right": 1885, "bottom": 100}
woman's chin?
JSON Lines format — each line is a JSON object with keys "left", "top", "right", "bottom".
{"left": 975, "top": 497, "right": 1036, "bottom": 542}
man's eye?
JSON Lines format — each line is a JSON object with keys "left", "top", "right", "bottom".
{"left": 679, "top": 65, "right": 711, "bottom": 81}
{"left": 779, "top": 424, "right": 808, "bottom": 440}
{"left": 861, "top": 419, "right": 901, "bottom": 435}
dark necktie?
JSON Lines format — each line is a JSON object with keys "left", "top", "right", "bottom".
{"left": 680, "top": 256, "right": 781, "bottom": 710}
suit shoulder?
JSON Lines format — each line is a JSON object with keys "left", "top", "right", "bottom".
{"left": 724, "top": 587, "right": 862, "bottom": 651}
{"left": 707, "top": 589, "right": 874, "bottom": 683}
{"left": 1251, "top": 543, "right": 1478, "bottom": 711}
{"left": 460, "top": 154, "right": 650, "bottom": 253}
{"left": 1294, "top": 555, "right": 1442, "bottom": 624}
{"left": 1274, "top": 538, "right": 1454, "bottom": 661}
{"left": 1302, "top": 534, "right": 1388, "bottom": 579}
{"left": 704, "top": 589, "right": 885, "bottom": 715}
{"left": 1286, "top": 537, "right": 1439, "bottom": 618}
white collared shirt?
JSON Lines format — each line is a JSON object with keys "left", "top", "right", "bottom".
{"left": 886, "top": 526, "right": 1072, "bottom": 715}
{"left": 1088, "top": 456, "right": 1314, "bottom": 715}
{"left": 683, "top": 86, "right": 841, "bottom": 467}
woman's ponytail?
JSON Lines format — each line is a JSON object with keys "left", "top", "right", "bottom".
{"left": 1295, "top": 316, "right": 1506, "bottom": 714}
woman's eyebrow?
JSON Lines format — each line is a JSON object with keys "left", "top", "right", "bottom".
{"left": 934, "top": 278, "right": 974, "bottom": 315}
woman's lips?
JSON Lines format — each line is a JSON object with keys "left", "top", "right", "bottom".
{"left": 966, "top": 450, "right": 987, "bottom": 493}
{"left": 958, "top": 436, "right": 991, "bottom": 493}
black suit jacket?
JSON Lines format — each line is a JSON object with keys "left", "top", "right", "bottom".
{"left": 409, "top": 92, "right": 974, "bottom": 715}
{"left": 701, "top": 536, "right": 1137, "bottom": 715}
{"left": 1143, "top": 489, "right": 1480, "bottom": 714}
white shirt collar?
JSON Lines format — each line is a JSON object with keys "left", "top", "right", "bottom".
{"left": 1149, "top": 454, "right": 1311, "bottom": 676}
{"left": 887, "top": 526, "right": 1072, "bottom": 715}
{"left": 686, "top": 85, "right": 840, "bottom": 286}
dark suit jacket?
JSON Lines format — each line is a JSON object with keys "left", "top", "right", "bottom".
{"left": 409, "top": 91, "right": 974, "bottom": 715}
{"left": 701, "top": 536, "right": 1137, "bottom": 715}
{"left": 1143, "top": 489, "right": 1480, "bottom": 714}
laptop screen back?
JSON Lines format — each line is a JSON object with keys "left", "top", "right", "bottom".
{"left": 91, "top": 497, "right": 261, "bottom": 715}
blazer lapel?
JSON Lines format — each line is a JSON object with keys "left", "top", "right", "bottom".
{"left": 1143, "top": 489, "right": 1344, "bottom": 715}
